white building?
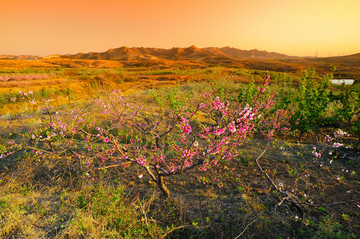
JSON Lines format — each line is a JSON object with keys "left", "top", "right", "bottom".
{"left": 330, "top": 79, "right": 354, "bottom": 85}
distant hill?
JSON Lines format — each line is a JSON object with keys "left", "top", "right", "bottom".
{"left": 62, "top": 46, "right": 293, "bottom": 61}
{"left": 217, "top": 47, "right": 291, "bottom": 59}
{"left": 326, "top": 53, "right": 360, "bottom": 59}
{"left": 0, "top": 54, "right": 41, "bottom": 60}
{"left": 302, "top": 52, "right": 360, "bottom": 70}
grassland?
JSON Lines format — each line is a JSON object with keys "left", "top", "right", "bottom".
{"left": 0, "top": 58, "right": 359, "bottom": 238}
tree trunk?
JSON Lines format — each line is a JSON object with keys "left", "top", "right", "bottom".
{"left": 157, "top": 174, "right": 170, "bottom": 198}
{"left": 144, "top": 165, "right": 171, "bottom": 198}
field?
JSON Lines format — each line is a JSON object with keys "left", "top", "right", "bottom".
{"left": 0, "top": 58, "right": 359, "bottom": 238}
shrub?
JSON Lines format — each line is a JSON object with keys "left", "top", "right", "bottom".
{"left": 289, "top": 68, "right": 331, "bottom": 141}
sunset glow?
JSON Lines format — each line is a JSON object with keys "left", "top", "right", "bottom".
{"left": 1, "top": 0, "right": 359, "bottom": 57}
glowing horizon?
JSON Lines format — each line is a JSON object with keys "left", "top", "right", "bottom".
{"left": 1, "top": 0, "right": 359, "bottom": 57}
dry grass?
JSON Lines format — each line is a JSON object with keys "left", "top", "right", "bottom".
{"left": 0, "top": 152, "right": 166, "bottom": 238}
{"left": 42, "top": 58, "right": 122, "bottom": 69}
{"left": 0, "top": 59, "right": 55, "bottom": 69}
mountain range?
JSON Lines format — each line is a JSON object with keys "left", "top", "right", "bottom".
{"left": 62, "top": 45, "right": 292, "bottom": 61}
{"left": 2, "top": 46, "right": 360, "bottom": 63}
{"left": 2, "top": 47, "right": 360, "bottom": 77}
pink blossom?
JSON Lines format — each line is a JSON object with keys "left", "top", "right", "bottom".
{"left": 200, "top": 166, "right": 208, "bottom": 171}
{"left": 198, "top": 103, "right": 206, "bottom": 108}
{"left": 184, "top": 160, "right": 192, "bottom": 167}
{"left": 183, "top": 124, "right": 192, "bottom": 134}
{"left": 214, "top": 127, "right": 226, "bottom": 136}
{"left": 258, "top": 87, "right": 266, "bottom": 93}
{"left": 137, "top": 156, "right": 147, "bottom": 166}
{"left": 169, "top": 165, "right": 175, "bottom": 173}
{"left": 181, "top": 149, "right": 196, "bottom": 159}
{"left": 212, "top": 97, "right": 221, "bottom": 110}
{"left": 229, "top": 123, "right": 236, "bottom": 133}
{"left": 211, "top": 96, "right": 229, "bottom": 116}
{"left": 312, "top": 147, "right": 321, "bottom": 158}
{"left": 334, "top": 129, "right": 347, "bottom": 137}
{"left": 225, "top": 153, "right": 232, "bottom": 160}
{"left": 180, "top": 116, "right": 192, "bottom": 134}
{"left": 325, "top": 135, "right": 332, "bottom": 142}
{"left": 332, "top": 142, "right": 343, "bottom": 148}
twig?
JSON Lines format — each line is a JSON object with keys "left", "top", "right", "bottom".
{"left": 160, "top": 225, "right": 187, "bottom": 239}
{"left": 234, "top": 219, "right": 257, "bottom": 239}
{"left": 159, "top": 158, "right": 204, "bottom": 177}
{"left": 255, "top": 145, "right": 306, "bottom": 216}
{"left": 27, "top": 146, "right": 63, "bottom": 157}
{"left": 255, "top": 146, "right": 286, "bottom": 195}
{"left": 286, "top": 151, "right": 324, "bottom": 192}
{"left": 294, "top": 198, "right": 360, "bottom": 207}
{"left": 1, "top": 146, "right": 25, "bottom": 159}
{"left": 91, "top": 161, "right": 132, "bottom": 170}
{"left": 17, "top": 119, "right": 33, "bottom": 135}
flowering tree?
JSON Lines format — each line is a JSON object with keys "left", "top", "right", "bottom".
{"left": 78, "top": 85, "right": 283, "bottom": 197}
{"left": 6, "top": 78, "right": 287, "bottom": 198}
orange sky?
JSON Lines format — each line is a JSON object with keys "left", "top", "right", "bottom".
{"left": 1, "top": 0, "right": 359, "bottom": 57}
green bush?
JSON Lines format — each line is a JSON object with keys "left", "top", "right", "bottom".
{"left": 289, "top": 68, "right": 331, "bottom": 140}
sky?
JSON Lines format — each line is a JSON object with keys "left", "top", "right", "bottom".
{"left": 1, "top": 0, "right": 359, "bottom": 57}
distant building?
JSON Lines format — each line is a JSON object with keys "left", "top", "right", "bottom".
{"left": 330, "top": 79, "right": 354, "bottom": 85}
